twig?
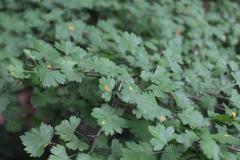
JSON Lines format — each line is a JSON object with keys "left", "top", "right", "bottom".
{"left": 216, "top": 83, "right": 238, "bottom": 94}
{"left": 69, "top": 153, "right": 78, "bottom": 158}
{"left": 47, "top": 142, "right": 58, "bottom": 147}
{"left": 117, "top": 81, "right": 123, "bottom": 91}
{"left": 88, "top": 129, "right": 102, "bottom": 153}
{"left": 228, "top": 145, "right": 240, "bottom": 152}
{"left": 111, "top": 81, "right": 123, "bottom": 107}
{"left": 74, "top": 130, "right": 89, "bottom": 141}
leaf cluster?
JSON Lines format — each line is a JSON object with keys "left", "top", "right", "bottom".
{"left": 1, "top": 0, "right": 240, "bottom": 159}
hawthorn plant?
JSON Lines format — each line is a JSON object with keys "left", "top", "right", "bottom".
{"left": 1, "top": 0, "right": 240, "bottom": 159}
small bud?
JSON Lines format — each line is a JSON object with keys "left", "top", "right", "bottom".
{"left": 129, "top": 85, "right": 133, "bottom": 91}
{"left": 100, "top": 120, "right": 106, "bottom": 125}
{"left": 231, "top": 111, "right": 237, "bottom": 118}
{"left": 224, "top": 134, "right": 230, "bottom": 137}
{"left": 159, "top": 116, "right": 166, "bottom": 123}
{"left": 221, "top": 35, "right": 226, "bottom": 42}
{"left": 68, "top": 24, "right": 75, "bottom": 32}
{"left": 104, "top": 84, "right": 110, "bottom": 92}
{"left": 47, "top": 64, "right": 52, "bottom": 69}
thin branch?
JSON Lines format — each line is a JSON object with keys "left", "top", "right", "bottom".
{"left": 216, "top": 83, "right": 238, "bottom": 94}
{"left": 207, "top": 92, "right": 231, "bottom": 101}
{"left": 88, "top": 128, "right": 102, "bottom": 153}
{"left": 69, "top": 153, "right": 78, "bottom": 158}
{"left": 74, "top": 130, "right": 89, "bottom": 141}
{"left": 47, "top": 142, "right": 58, "bottom": 147}
{"left": 228, "top": 145, "right": 240, "bottom": 152}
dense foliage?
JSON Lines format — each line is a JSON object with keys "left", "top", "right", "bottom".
{"left": 1, "top": 0, "right": 240, "bottom": 159}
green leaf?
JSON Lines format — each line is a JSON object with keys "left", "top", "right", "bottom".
{"left": 55, "top": 20, "right": 86, "bottom": 42}
{"left": 163, "top": 38, "right": 183, "bottom": 74}
{"left": 32, "top": 39, "right": 60, "bottom": 61}
{"left": 108, "top": 139, "right": 123, "bottom": 159}
{"left": 8, "top": 58, "right": 29, "bottom": 79}
{"left": 120, "top": 83, "right": 141, "bottom": 103}
{"left": 114, "top": 32, "right": 142, "bottom": 54}
{"left": 231, "top": 71, "right": 240, "bottom": 87}
{"left": 66, "top": 135, "right": 88, "bottom": 151}
{"left": 200, "top": 130, "right": 221, "bottom": 160}
{"left": 212, "top": 132, "right": 240, "bottom": 145}
{"left": 48, "top": 145, "right": 70, "bottom": 160}
{"left": 39, "top": 69, "right": 66, "bottom": 87}
{"left": 230, "top": 89, "right": 240, "bottom": 109}
{"left": 91, "top": 104, "right": 127, "bottom": 135}
{"left": 57, "top": 58, "right": 83, "bottom": 82}
{"left": 134, "top": 92, "right": 171, "bottom": 120}
{"left": 96, "top": 134, "right": 108, "bottom": 148}
{"left": 178, "top": 107, "right": 209, "bottom": 128}
{"left": 148, "top": 123, "right": 176, "bottom": 151}
{"left": 128, "top": 119, "right": 152, "bottom": 141}
{"left": 99, "top": 76, "right": 116, "bottom": 101}
{"left": 55, "top": 41, "right": 81, "bottom": 55}
{"left": 76, "top": 153, "right": 102, "bottom": 160}
{"left": 120, "top": 142, "right": 156, "bottom": 160}
{"left": 76, "top": 153, "right": 91, "bottom": 160}
{"left": 174, "top": 91, "right": 193, "bottom": 109}
{"left": 20, "top": 123, "right": 54, "bottom": 157}
{"left": 83, "top": 57, "right": 119, "bottom": 76}
{"left": 222, "top": 150, "right": 238, "bottom": 160}
{"left": 55, "top": 116, "right": 81, "bottom": 141}
{"left": 146, "top": 66, "right": 180, "bottom": 95}
{"left": 161, "top": 144, "right": 185, "bottom": 160}
{"left": 176, "top": 130, "right": 198, "bottom": 149}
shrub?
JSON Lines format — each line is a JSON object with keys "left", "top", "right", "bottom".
{"left": 1, "top": 0, "right": 240, "bottom": 159}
